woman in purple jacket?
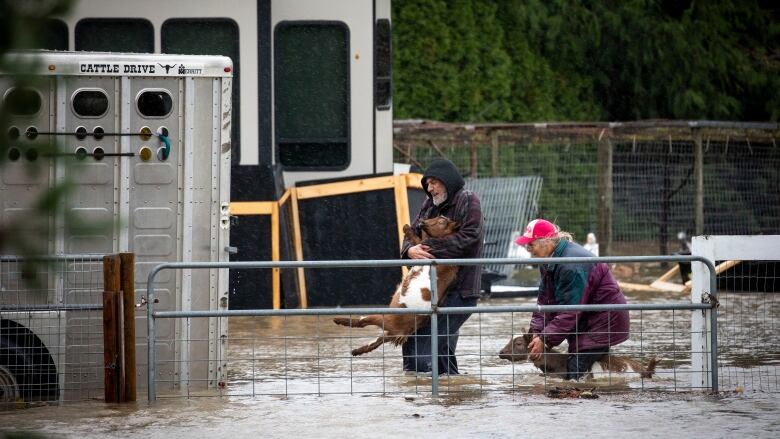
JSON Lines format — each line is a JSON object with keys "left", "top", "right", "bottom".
{"left": 516, "top": 219, "right": 630, "bottom": 380}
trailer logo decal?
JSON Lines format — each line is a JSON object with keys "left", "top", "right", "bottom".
{"left": 78, "top": 62, "right": 206, "bottom": 76}
{"left": 123, "top": 64, "right": 156, "bottom": 74}
{"left": 80, "top": 63, "right": 120, "bottom": 73}
{"left": 178, "top": 64, "right": 203, "bottom": 75}
{"left": 158, "top": 63, "right": 177, "bottom": 74}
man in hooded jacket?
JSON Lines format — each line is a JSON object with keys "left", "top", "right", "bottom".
{"left": 401, "top": 159, "right": 484, "bottom": 375}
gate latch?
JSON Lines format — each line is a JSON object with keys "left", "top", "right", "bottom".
{"left": 701, "top": 292, "right": 720, "bottom": 308}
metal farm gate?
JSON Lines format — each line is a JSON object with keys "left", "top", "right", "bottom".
{"left": 144, "top": 255, "right": 734, "bottom": 401}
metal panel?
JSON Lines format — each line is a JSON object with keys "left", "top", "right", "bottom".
{"left": 0, "top": 77, "right": 55, "bottom": 255}
{"left": 465, "top": 176, "right": 543, "bottom": 276}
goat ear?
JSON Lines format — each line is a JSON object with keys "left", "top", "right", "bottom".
{"left": 522, "top": 331, "right": 533, "bottom": 344}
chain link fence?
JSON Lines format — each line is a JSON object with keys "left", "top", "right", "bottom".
{"left": 394, "top": 120, "right": 780, "bottom": 256}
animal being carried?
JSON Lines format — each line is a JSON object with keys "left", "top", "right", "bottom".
{"left": 498, "top": 331, "right": 657, "bottom": 379}
{"left": 333, "top": 216, "right": 459, "bottom": 356}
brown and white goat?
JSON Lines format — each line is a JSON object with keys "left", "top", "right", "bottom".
{"left": 498, "top": 331, "right": 657, "bottom": 379}
{"left": 333, "top": 216, "right": 459, "bottom": 356}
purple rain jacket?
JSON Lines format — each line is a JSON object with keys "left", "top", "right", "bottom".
{"left": 529, "top": 240, "right": 630, "bottom": 352}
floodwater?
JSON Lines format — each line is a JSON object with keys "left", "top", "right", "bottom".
{"left": 2, "top": 289, "right": 779, "bottom": 438}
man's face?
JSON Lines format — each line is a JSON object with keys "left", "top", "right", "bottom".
{"left": 427, "top": 178, "right": 447, "bottom": 206}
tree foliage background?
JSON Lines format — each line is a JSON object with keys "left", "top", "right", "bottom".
{"left": 392, "top": 0, "right": 780, "bottom": 122}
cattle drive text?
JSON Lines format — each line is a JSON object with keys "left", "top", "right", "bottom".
{"left": 80, "top": 63, "right": 156, "bottom": 74}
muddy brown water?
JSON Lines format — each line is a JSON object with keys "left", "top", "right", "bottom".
{"left": 1, "top": 290, "right": 778, "bottom": 438}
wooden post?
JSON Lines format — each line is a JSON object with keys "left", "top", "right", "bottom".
{"left": 469, "top": 141, "right": 478, "bottom": 178}
{"left": 660, "top": 139, "right": 671, "bottom": 261}
{"left": 694, "top": 129, "right": 704, "bottom": 235}
{"left": 597, "top": 138, "right": 613, "bottom": 256}
{"left": 119, "top": 252, "right": 136, "bottom": 401}
{"left": 102, "top": 254, "right": 121, "bottom": 403}
{"left": 490, "top": 131, "right": 499, "bottom": 177}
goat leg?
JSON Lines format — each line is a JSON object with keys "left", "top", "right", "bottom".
{"left": 334, "top": 315, "right": 387, "bottom": 329}
{"left": 351, "top": 335, "right": 390, "bottom": 356}
{"left": 640, "top": 357, "right": 658, "bottom": 378}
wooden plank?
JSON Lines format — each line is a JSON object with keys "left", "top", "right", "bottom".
{"left": 650, "top": 265, "right": 682, "bottom": 290}
{"left": 683, "top": 260, "right": 741, "bottom": 292}
{"left": 295, "top": 176, "right": 396, "bottom": 200}
{"left": 271, "top": 203, "right": 280, "bottom": 310}
{"left": 394, "top": 175, "right": 411, "bottom": 278}
{"left": 405, "top": 173, "right": 423, "bottom": 189}
{"left": 229, "top": 201, "right": 275, "bottom": 216}
{"left": 618, "top": 281, "right": 665, "bottom": 293}
{"left": 654, "top": 265, "right": 681, "bottom": 283}
{"left": 277, "top": 189, "right": 291, "bottom": 206}
{"left": 290, "top": 189, "right": 307, "bottom": 309}
{"left": 394, "top": 175, "right": 410, "bottom": 251}
{"left": 119, "top": 252, "right": 136, "bottom": 402}
{"left": 650, "top": 280, "right": 687, "bottom": 293}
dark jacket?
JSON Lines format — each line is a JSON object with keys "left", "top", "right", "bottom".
{"left": 529, "top": 240, "right": 630, "bottom": 352}
{"left": 401, "top": 159, "right": 484, "bottom": 299}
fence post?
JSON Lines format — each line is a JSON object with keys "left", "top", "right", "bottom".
{"left": 469, "top": 141, "right": 478, "bottom": 178}
{"left": 597, "top": 138, "right": 613, "bottom": 255}
{"left": 490, "top": 131, "right": 499, "bottom": 177}
{"left": 690, "top": 238, "right": 714, "bottom": 391}
{"left": 430, "top": 265, "right": 439, "bottom": 396}
{"left": 102, "top": 254, "right": 122, "bottom": 403}
{"left": 120, "top": 252, "right": 136, "bottom": 401}
{"left": 693, "top": 129, "right": 704, "bottom": 235}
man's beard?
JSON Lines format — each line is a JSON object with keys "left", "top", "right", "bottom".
{"left": 432, "top": 192, "right": 447, "bottom": 206}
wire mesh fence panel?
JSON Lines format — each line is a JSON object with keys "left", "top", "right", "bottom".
{"left": 158, "top": 305, "right": 710, "bottom": 398}
{"left": 151, "top": 283, "right": 723, "bottom": 400}
{"left": 465, "top": 176, "right": 543, "bottom": 276}
{"left": 394, "top": 121, "right": 780, "bottom": 255}
{"left": 0, "top": 255, "right": 105, "bottom": 406}
{"left": 716, "top": 260, "right": 780, "bottom": 393}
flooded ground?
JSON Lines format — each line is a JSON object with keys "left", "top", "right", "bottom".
{"left": 2, "top": 289, "right": 779, "bottom": 437}
{"left": 1, "top": 384, "right": 778, "bottom": 438}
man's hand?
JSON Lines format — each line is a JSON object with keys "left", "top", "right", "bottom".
{"left": 407, "top": 244, "right": 434, "bottom": 259}
{"left": 528, "top": 335, "right": 544, "bottom": 360}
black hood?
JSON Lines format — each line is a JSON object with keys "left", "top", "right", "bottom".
{"left": 422, "top": 159, "right": 465, "bottom": 203}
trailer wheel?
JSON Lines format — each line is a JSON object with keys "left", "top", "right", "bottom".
{"left": 0, "top": 319, "right": 58, "bottom": 402}
{"left": 0, "top": 365, "right": 20, "bottom": 405}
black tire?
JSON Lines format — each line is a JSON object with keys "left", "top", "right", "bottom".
{"left": 0, "top": 319, "right": 58, "bottom": 401}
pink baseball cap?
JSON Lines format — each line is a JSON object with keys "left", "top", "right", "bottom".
{"left": 515, "top": 219, "right": 558, "bottom": 246}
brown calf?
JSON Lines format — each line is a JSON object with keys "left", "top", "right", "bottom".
{"left": 498, "top": 331, "right": 657, "bottom": 379}
{"left": 333, "top": 216, "right": 459, "bottom": 356}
